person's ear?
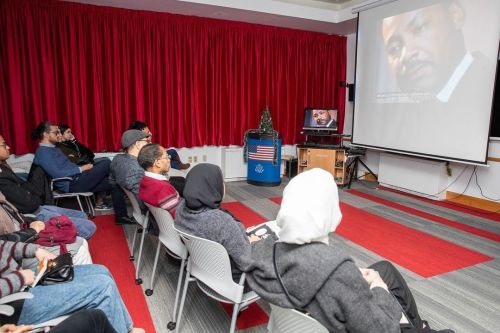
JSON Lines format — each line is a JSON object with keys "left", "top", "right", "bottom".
{"left": 448, "top": 1, "right": 465, "bottom": 30}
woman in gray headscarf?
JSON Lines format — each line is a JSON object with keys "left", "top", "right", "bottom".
{"left": 246, "top": 168, "right": 450, "bottom": 333}
{"left": 174, "top": 163, "right": 255, "bottom": 276}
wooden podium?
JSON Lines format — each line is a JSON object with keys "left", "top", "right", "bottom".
{"left": 297, "top": 145, "right": 346, "bottom": 185}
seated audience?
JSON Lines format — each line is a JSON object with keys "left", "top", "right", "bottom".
{"left": 0, "top": 192, "right": 92, "bottom": 267}
{"left": 246, "top": 168, "right": 454, "bottom": 333}
{"left": 129, "top": 120, "right": 190, "bottom": 171}
{"left": 137, "top": 144, "right": 180, "bottom": 217}
{"left": 1, "top": 309, "right": 119, "bottom": 333}
{"left": 0, "top": 135, "right": 96, "bottom": 239}
{"left": 0, "top": 240, "right": 144, "bottom": 333}
{"left": 109, "top": 130, "right": 150, "bottom": 225}
{"left": 56, "top": 125, "right": 95, "bottom": 165}
{"left": 174, "top": 163, "right": 256, "bottom": 277}
{"left": 31, "top": 121, "right": 114, "bottom": 209}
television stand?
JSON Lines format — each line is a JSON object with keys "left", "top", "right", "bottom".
{"left": 300, "top": 131, "right": 350, "bottom": 148}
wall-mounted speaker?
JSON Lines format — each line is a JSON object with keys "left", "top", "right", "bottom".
{"left": 348, "top": 83, "right": 355, "bottom": 102}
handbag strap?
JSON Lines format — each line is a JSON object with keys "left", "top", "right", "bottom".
{"left": 272, "top": 242, "right": 304, "bottom": 310}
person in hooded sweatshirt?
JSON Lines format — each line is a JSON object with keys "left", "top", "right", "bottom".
{"left": 246, "top": 168, "right": 454, "bottom": 333}
{"left": 174, "top": 163, "right": 259, "bottom": 278}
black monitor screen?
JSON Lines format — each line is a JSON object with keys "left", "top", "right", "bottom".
{"left": 303, "top": 108, "right": 338, "bottom": 131}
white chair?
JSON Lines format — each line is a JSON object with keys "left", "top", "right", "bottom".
{"left": 174, "top": 228, "right": 260, "bottom": 333}
{"left": 0, "top": 292, "right": 68, "bottom": 333}
{"left": 267, "top": 304, "right": 329, "bottom": 333}
{"left": 144, "top": 203, "right": 188, "bottom": 330}
{"left": 121, "top": 186, "right": 149, "bottom": 285}
{"left": 51, "top": 177, "right": 95, "bottom": 217}
{"left": 0, "top": 292, "right": 33, "bottom": 316}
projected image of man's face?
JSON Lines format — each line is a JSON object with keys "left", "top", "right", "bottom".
{"left": 313, "top": 110, "right": 332, "bottom": 125}
{"left": 382, "top": 2, "right": 465, "bottom": 94}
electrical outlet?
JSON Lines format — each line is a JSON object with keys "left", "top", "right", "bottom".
{"left": 202, "top": 154, "right": 207, "bottom": 162}
{"left": 194, "top": 156, "right": 198, "bottom": 163}
{"left": 188, "top": 156, "right": 193, "bottom": 163}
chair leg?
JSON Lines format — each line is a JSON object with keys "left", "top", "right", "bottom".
{"left": 172, "top": 258, "right": 187, "bottom": 321}
{"left": 145, "top": 239, "right": 162, "bottom": 296}
{"left": 134, "top": 223, "right": 147, "bottom": 285}
{"left": 129, "top": 225, "right": 139, "bottom": 261}
{"left": 174, "top": 268, "right": 192, "bottom": 333}
{"left": 85, "top": 196, "right": 95, "bottom": 217}
{"left": 230, "top": 303, "right": 240, "bottom": 333}
{"left": 76, "top": 196, "right": 85, "bottom": 213}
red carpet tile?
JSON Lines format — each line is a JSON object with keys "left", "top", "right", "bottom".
{"left": 197, "top": 202, "right": 270, "bottom": 328}
{"left": 221, "top": 201, "right": 267, "bottom": 228}
{"left": 337, "top": 203, "right": 493, "bottom": 277}
{"left": 88, "top": 215, "right": 156, "bottom": 333}
{"left": 379, "top": 186, "right": 500, "bottom": 223}
{"left": 348, "top": 189, "right": 500, "bottom": 242}
{"left": 220, "top": 303, "right": 269, "bottom": 330}
{"left": 269, "top": 197, "right": 492, "bottom": 277}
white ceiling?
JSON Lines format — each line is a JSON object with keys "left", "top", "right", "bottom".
{"left": 64, "top": 0, "right": 364, "bottom": 35}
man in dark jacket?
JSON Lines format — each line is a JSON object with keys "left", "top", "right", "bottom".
{"left": 0, "top": 134, "right": 96, "bottom": 239}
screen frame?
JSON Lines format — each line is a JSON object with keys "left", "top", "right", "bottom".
{"left": 302, "top": 108, "right": 339, "bottom": 131}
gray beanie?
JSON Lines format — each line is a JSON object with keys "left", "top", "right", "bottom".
{"left": 121, "top": 129, "right": 149, "bottom": 149}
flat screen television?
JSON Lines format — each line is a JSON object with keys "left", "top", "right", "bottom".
{"left": 302, "top": 108, "right": 338, "bottom": 131}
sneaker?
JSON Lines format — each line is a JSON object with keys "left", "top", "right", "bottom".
{"left": 130, "top": 329, "right": 145, "bottom": 333}
{"left": 422, "top": 320, "right": 455, "bottom": 333}
{"left": 115, "top": 216, "right": 137, "bottom": 225}
{"left": 179, "top": 162, "right": 191, "bottom": 170}
{"left": 95, "top": 203, "right": 113, "bottom": 210}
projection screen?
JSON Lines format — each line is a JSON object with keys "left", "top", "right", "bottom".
{"left": 352, "top": 0, "right": 500, "bottom": 164}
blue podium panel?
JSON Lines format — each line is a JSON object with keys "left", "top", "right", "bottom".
{"left": 247, "top": 135, "right": 281, "bottom": 186}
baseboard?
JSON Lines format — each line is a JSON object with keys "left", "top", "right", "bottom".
{"left": 446, "top": 191, "right": 500, "bottom": 212}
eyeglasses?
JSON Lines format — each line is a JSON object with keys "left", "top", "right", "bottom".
{"left": 49, "top": 130, "right": 61, "bottom": 135}
{"left": 0, "top": 144, "right": 8, "bottom": 149}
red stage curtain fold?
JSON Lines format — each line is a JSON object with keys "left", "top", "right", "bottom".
{"left": 0, "top": 0, "right": 346, "bottom": 154}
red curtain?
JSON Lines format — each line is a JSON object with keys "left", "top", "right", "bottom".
{"left": 0, "top": 0, "right": 346, "bottom": 154}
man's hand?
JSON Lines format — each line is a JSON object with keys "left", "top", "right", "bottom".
{"left": 0, "top": 324, "right": 33, "bottom": 333}
{"left": 360, "top": 268, "right": 388, "bottom": 290}
{"left": 29, "top": 221, "right": 45, "bottom": 233}
{"left": 248, "top": 234, "right": 261, "bottom": 243}
{"left": 35, "top": 248, "right": 56, "bottom": 262}
{"left": 80, "top": 163, "right": 93, "bottom": 172}
{"left": 19, "top": 269, "right": 35, "bottom": 286}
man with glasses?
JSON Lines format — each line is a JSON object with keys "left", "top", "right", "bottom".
{"left": 0, "top": 133, "right": 96, "bottom": 239}
{"left": 137, "top": 143, "right": 180, "bottom": 217}
{"left": 109, "top": 129, "right": 151, "bottom": 224}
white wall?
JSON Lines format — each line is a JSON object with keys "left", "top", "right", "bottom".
{"left": 345, "top": 33, "right": 499, "bottom": 203}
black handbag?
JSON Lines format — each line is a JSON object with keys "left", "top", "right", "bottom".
{"left": 40, "top": 252, "right": 74, "bottom": 285}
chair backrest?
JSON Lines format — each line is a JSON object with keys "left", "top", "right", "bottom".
{"left": 145, "top": 203, "right": 187, "bottom": 260}
{"left": 175, "top": 228, "right": 244, "bottom": 302}
{"left": 26, "top": 164, "right": 54, "bottom": 205}
{"left": 121, "top": 186, "right": 148, "bottom": 227}
{"left": 268, "top": 304, "right": 329, "bottom": 333}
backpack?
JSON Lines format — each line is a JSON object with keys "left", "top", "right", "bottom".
{"left": 34, "top": 215, "right": 77, "bottom": 253}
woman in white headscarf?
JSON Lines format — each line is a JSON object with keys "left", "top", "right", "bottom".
{"left": 246, "top": 169, "right": 449, "bottom": 333}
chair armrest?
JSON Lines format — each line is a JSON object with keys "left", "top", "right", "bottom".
{"left": 0, "top": 291, "right": 33, "bottom": 305}
{"left": 52, "top": 177, "right": 74, "bottom": 182}
{"left": 0, "top": 304, "right": 14, "bottom": 316}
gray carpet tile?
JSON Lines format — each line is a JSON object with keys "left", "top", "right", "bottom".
{"left": 119, "top": 179, "right": 499, "bottom": 333}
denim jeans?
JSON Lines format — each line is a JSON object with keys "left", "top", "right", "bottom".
{"left": 167, "top": 148, "right": 181, "bottom": 170}
{"left": 36, "top": 205, "right": 96, "bottom": 239}
{"left": 19, "top": 265, "right": 133, "bottom": 333}
{"left": 69, "top": 158, "right": 112, "bottom": 194}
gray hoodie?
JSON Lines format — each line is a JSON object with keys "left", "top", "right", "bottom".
{"left": 246, "top": 237, "right": 401, "bottom": 333}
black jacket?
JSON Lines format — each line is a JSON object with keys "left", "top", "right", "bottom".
{"left": 0, "top": 163, "right": 44, "bottom": 213}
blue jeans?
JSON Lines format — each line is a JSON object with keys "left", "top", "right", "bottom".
{"left": 167, "top": 149, "right": 181, "bottom": 170}
{"left": 70, "top": 159, "right": 111, "bottom": 194}
{"left": 19, "top": 265, "right": 133, "bottom": 333}
{"left": 36, "top": 205, "right": 96, "bottom": 239}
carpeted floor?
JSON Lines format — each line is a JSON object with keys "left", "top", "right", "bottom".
{"left": 99, "top": 179, "right": 499, "bottom": 333}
